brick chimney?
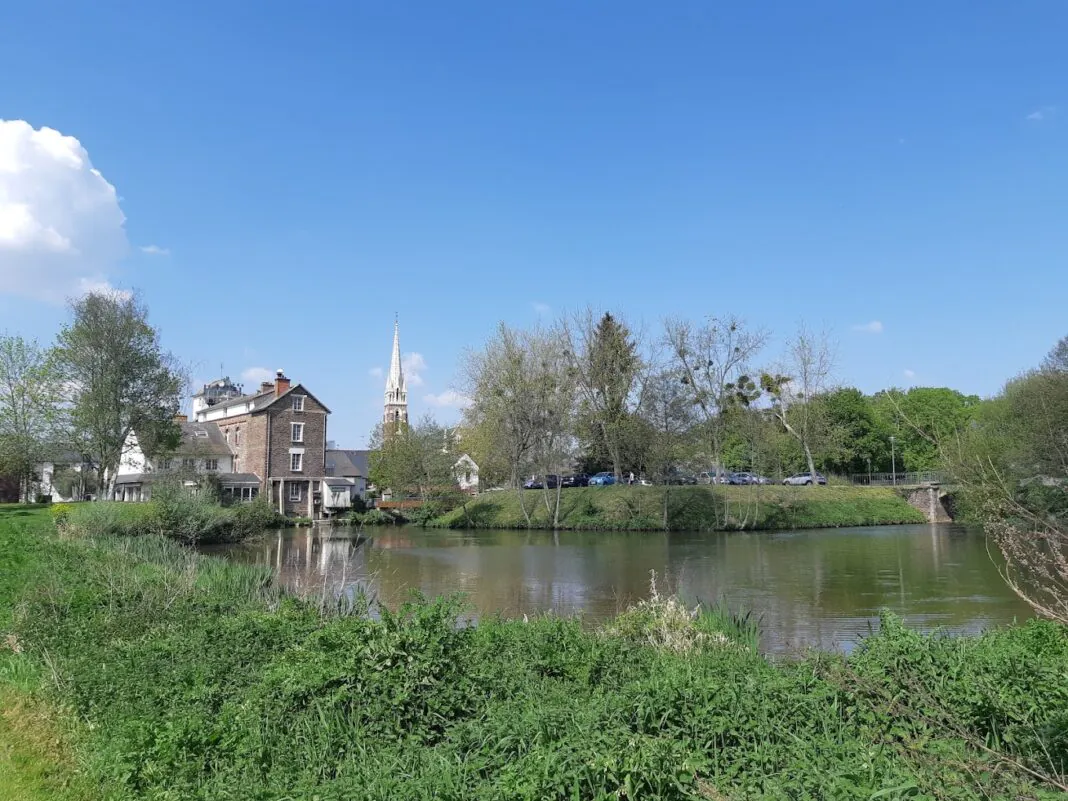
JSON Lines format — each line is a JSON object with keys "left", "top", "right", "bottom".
{"left": 259, "top": 381, "right": 274, "bottom": 393}
{"left": 174, "top": 413, "right": 188, "bottom": 423}
{"left": 274, "top": 369, "right": 291, "bottom": 396}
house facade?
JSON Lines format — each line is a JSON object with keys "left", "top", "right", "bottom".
{"left": 112, "top": 370, "right": 357, "bottom": 518}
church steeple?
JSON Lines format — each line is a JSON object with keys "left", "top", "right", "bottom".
{"left": 384, "top": 316, "right": 408, "bottom": 428}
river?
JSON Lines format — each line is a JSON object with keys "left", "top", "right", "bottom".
{"left": 202, "top": 523, "right": 1034, "bottom": 654}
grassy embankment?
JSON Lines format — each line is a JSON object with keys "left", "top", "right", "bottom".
{"left": 2, "top": 503, "right": 1067, "bottom": 799}
{"left": 434, "top": 484, "right": 927, "bottom": 531}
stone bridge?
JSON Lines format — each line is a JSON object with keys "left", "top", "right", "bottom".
{"left": 851, "top": 472, "right": 955, "bottom": 523}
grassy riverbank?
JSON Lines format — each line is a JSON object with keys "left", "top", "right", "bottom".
{"left": 434, "top": 484, "right": 927, "bottom": 531}
{"left": 2, "top": 504, "right": 1066, "bottom": 799}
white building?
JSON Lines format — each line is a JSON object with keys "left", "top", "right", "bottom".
{"left": 112, "top": 419, "right": 249, "bottom": 503}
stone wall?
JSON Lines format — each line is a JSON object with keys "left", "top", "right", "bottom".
{"left": 905, "top": 487, "right": 954, "bottom": 523}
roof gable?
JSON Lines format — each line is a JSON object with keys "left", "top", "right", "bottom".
{"left": 252, "top": 383, "right": 332, "bottom": 414}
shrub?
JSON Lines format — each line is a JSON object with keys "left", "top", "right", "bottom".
{"left": 360, "top": 508, "right": 397, "bottom": 526}
{"left": 230, "top": 497, "right": 284, "bottom": 537}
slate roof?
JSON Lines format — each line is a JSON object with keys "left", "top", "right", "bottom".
{"left": 171, "top": 422, "right": 233, "bottom": 457}
{"left": 325, "top": 449, "right": 369, "bottom": 478}
{"left": 253, "top": 383, "right": 332, "bottom": 414}
{"left": 200, "top": 387, "right": 276, "bottom": 414}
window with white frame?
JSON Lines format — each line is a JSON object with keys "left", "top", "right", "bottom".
{"left": 291, "top": 422, "right": 304, "bottom": 443}
{"left": 182, "top": 458, "right": 195, "bottom": 470}
{"left": 288, "top": 482, "right": 302, "bottom": 502}
{"left": 205, "top": 458, "right": 218, "bottom": 471}
{"left": 292, "top": 395, "right": 305, "bottom": 412}
{"left": 234, "top": 427, "right": 241, "bottom": 446}
{"left": 290, "top": 452, "right": 303, "bottom": 472}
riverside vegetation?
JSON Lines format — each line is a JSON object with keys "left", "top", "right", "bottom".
{"left": 3, "top": 505, "right": 1068, "bottom": 800}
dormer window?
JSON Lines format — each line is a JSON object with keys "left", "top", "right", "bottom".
{"left": 292, "top": 395, "right": 305, "bottom": 412}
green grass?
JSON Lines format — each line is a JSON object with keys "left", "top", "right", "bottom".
{"left": 2, "top": 503, "right": 1066, "bottom": 799}
{"left": 435, "top": 484, "right": 928, "bottom": 531}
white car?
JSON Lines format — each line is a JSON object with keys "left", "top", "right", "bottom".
{"left": 782, "top": 472, "right": 827, "bottom": 486}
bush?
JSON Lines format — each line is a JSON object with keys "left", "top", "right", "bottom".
{"left": 359, "top": 508, "right": 398, "bottom": 526}
{"left": 230, "top": 497, "right": 284, "bottom": 537}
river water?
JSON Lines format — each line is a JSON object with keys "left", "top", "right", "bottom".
{"left": 202, "top": 524, "right": 1033, "bottom": 654}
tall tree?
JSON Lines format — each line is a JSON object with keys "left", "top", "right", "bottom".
{"left": 52, "top": 292, "right": 185, "bottom": 497}
{"left": 0, "top": 335, "right": 64, "bottom": 500}
{"left": 872, "top": 387, "right": 981, "bottom": 472}
{"left": 369, "top": 415, "right": 458, "bottom": 503}
{"left": 951, "top": 337, "right": 1068, "bottom": 622}
{"left": 761, "top": 325, "right": 835, "bottom": 480}
{"left": 665, "top": 315, "right": 767, "bottom": 480}
{"left": 463, "top": 323, "right": 572, "bottom": 526}
{"left": 563, "top": 310, "right": 642, "bottom": 481}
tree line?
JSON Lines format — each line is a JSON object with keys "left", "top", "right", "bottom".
{"left": 449, "top": 310, "right": 980, "bottom": 491}
{"left": 0, "top": 292, "right": 185, "bottom": 501}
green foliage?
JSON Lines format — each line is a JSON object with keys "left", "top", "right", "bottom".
{"left": 873, "top": 387, "right": 980, "bottom": 472}
{"left": 2, "top": 507, "right": 1065, "bottom": 799}
{"left": 430, "top": 484, "right": 926, "bottom": 531}
{"left": 51, "top": 291, "right": 186, "bottom": 493}
{"left": 59, "top": 494, "right": 282, "bottom": 544}
{"left": 369, "top": 415, "right": 459, "bottom": 502}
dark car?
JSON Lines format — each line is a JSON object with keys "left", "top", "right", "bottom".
{"left": 561, "top": 474, "right": 589, "bottom": 488}
{"left": 524, "top": 474, "right": 560, "bottom": 490}
{"left": 664, "top": 473, "right": 698, "bottom": 485}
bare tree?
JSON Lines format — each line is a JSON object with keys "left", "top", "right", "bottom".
{"left": 664, "top": 315, "right": 767, "bottom": 481}
{"left": 762, "top": 324, "right": 835, "bottom": 480}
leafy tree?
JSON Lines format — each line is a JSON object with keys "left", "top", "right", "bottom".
{"left": 814, "top": 387, "right": 891, "bottom": 475}
{"left": 564, "top": 311, "right": 642, "bottom": 481}
{"left": 369, "top": 415, "right": 459, "bottom": 503}
{"left": 951, "top": 337, "right": 1068, "bottom": 622}
{"left": 0, "top": 334, "right": 65, "bottom": 500}
{"left": 52, "top": 292, "right": 185, "bottom": 497}
{"left": 873, "top": 387, "right": 980, "bottom": 472}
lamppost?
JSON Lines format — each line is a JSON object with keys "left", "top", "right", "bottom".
{"left": 890, "top": 436, "right": 897, "bottom": 485}
{"left": 866, "top": 456, "right": 872, "bottom": 485}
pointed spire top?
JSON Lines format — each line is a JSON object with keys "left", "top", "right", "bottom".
{"left": 386, "top": 315, "right": 405, "bottom": 400}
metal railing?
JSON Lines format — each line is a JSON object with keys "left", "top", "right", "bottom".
{"left": 851, "top": 471, "right": 946, "bottom": 487}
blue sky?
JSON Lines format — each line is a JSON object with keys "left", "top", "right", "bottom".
{"left": 1, "top": 1, "right": 1065, "bottom": 447}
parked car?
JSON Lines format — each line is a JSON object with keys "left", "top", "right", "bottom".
{"left": 588, "top": 471, "right": 616, "bottom": 486}
{"left": 561, "top": 474, "right": 589, "bottom": 488}
{"left": 663, "top": 473, "right": 698, "bottom": 485}
{"left": 699, "top": 471, "right": 736, "bottom": 485}
{"left": 782, "top": 472, "right": 827, "bottom": 486}
{"left": 524, "top": 474, "right": 560, "bottom": 490}
{"left": 637, "top": 477, "right": 654, "bottom": 486}
{"left": 732, "top": 472, "right": 771, "bottom": 485}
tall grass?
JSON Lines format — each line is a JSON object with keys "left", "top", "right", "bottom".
{"left": 2, "top": 506, "right": 1067, "bottom": 799}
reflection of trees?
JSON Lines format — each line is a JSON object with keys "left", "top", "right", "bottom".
{"left": 209, "top": 525, "right": 1031, "bottom": 654}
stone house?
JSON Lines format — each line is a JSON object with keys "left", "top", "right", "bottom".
{"left": 192, "top": 370, "right": 352, "bottom": 518}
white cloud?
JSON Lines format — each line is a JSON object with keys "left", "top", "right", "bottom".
{"left": 532, "top": 301, "right": 551, "bottom": 316}
{"left": 851, "top": 320, "right": 884, "bottom": 334}
{"left": 76, "top": 277, "right": 131, "bottom": 300}
{"left": 368, "top": 366, "right": 384, "bottom": 380}
{"left": 1027, "top": 106, "right": 1056, "bottom": 121}
{"left": 403, "top": 352, "right": 426, "bottom": 387}
{"left": 903, "top": 369, "right": 916, "bottom": 380}
{"left": 0, "top": 119, "right": 129, "bottom": 301}
{"left": 140, "top": 244, "right": 170, "bottom": 256}
{"left": 241, "top": 367, "right": 275, "bottom": 385}
{"left": 424, "top": 390, "right": 472, "bottom": 409}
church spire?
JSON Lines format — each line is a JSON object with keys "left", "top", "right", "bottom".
{"left": 384, "top": 315, "right": 408, "bottom": 427}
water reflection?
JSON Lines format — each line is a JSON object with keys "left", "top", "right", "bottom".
{"left": 202, "top": 524, "right": 1033, "bottom": 654}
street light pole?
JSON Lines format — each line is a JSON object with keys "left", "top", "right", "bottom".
{"left": 890, "top": 436, "right": 897, "bottom": 485}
